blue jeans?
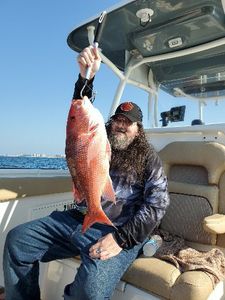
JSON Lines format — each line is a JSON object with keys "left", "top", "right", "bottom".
{"left": 3, "top": 210, "right": 145, "bottom": 300}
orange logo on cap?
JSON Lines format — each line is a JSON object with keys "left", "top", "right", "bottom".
{"left": 120, "top": 102, "right": 133, "bottom": 112}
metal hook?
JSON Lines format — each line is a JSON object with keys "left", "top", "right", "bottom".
{"left": 80, "top": 81, "right": 96, "bottom": 103}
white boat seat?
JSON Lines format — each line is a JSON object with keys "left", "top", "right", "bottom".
{"left": 122, "top": 256, "right": 213, "bottom": 300}
{"left": 121, "top": 141, "right": 225, "bottom": 300}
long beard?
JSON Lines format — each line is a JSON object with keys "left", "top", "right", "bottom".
{"left": 108, "top": 132, "right": 135, "bottom": 150}
{"left": 108, "top": 132, "right": 152, "bottom": 184}
{"left": 106, "top": 121, "right": 155, "bottom": 184}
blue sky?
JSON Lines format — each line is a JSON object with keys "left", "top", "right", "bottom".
{"left": 1, "top": 1, "right": 224, "bottom": 155}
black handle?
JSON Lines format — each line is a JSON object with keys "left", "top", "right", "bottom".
{"left": 94, "top": 11, "right": 107, "bottom": 46}
{"left": 84, "top": 11, "right": 107, "bottom": 80}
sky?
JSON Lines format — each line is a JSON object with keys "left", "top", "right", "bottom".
{"left": 1, "top": 0, "right": 224, "bottom": 156}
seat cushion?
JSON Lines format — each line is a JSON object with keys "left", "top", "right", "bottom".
{"left": 171, "top": 271, "right": 214, "bottom": 300}
{"left": 122, "top": 257, "right": 214, "bottom": 299}
{"left": 122, "top": 257, "right": 180, "bottom": 299}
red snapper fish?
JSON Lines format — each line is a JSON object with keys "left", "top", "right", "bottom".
{"left": 65, "top": 96, "right": 115, "bottom": 233}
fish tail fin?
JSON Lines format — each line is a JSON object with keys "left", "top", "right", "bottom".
{"left": 82, "top": 210, "right": 114, "bottom": 233}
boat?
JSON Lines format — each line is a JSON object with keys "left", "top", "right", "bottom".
{"left": 1, "top": 0, "right": 225, "bottom": 299}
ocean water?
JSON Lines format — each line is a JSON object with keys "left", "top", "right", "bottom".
{"left": 0, "top": 156, "right": 68, "bottom": 170}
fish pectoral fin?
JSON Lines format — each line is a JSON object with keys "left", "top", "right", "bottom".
{"left": 89, "top": 123, "right": 98, "bottom": 133}
{"left": 87, "top": 128, "right": 97, "bottom": 142}
{"left": 82, "top": 210, "right": 115, "bottom": 233}
{"left": 73, "top": 183, "right": 85, "bottom": 203}
{"left": 102, "top": 176, "right": 116, "bottom": 203}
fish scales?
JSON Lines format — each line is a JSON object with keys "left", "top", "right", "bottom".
{"left": 65, "top": 96, "right": 115, "bottom": 233}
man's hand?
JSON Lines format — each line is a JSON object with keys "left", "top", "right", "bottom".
{"left": 77, "top": 46, "right": 101, "bottom": 79}
{"left": 89, "top": 233, "right": 122, "bottom": 260}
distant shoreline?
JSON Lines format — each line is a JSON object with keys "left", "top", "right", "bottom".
{"left": 0, "top": 154, "right": 65, "bottom": 158}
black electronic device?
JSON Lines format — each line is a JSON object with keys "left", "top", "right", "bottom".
{"left": 160, "top": 105, "right": 186, "bottom": 127}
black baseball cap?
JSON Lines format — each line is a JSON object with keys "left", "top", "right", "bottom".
{"left": 112, "top": 102, "right": 143, "bottom": 123}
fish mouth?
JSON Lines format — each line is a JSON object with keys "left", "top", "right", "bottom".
{"left": 73, "top": 100, "right": 83, "bottom": 108}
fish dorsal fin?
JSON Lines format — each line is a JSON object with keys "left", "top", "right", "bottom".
{"left": 102, "top": 175, "right": 116, "bottom": 203}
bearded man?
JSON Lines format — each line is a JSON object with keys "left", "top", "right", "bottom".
{"left": 3, "top": 47, "right": 169, "bottom": 300}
